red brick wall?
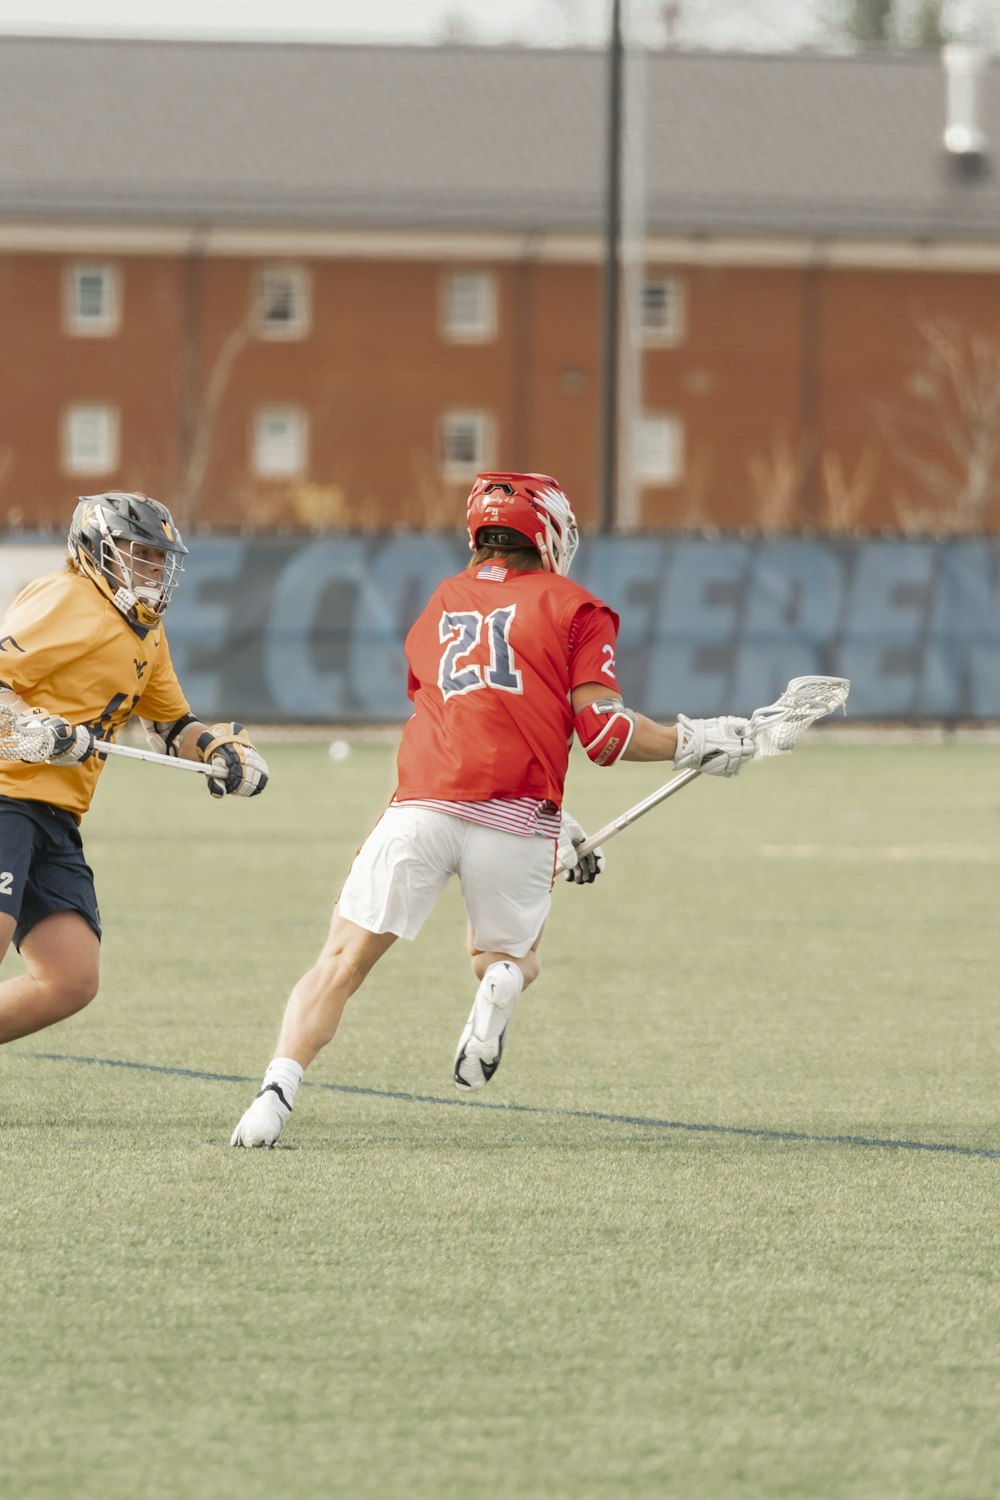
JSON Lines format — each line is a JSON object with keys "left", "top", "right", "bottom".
{"left": 2, "top": 248, "right": 998, "bottom": 534}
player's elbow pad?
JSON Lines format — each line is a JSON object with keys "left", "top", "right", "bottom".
{"left": 573, "top": 699, "right": 636, "bottom": 766}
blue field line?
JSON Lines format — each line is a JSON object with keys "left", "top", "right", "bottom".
{"left": 14, "top": 1049, "right": 1000, "bottom": 1160}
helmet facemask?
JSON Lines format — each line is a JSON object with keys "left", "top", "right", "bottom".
{"left": 100, "top": 532, "right": 183, "bottom": 626}
{"left": 530, "top": 482, "right": 579, "bottom": 576}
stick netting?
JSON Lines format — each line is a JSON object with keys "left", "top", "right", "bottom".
{"left": 0, "top": 704, "right": 56, "bottom": 763}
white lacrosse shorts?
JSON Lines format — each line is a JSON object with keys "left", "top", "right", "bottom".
{"left": 336, "top": 805, "right": 556, "bottom": 956}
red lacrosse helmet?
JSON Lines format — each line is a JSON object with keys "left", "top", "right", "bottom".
{"left": 466, "top": 472, "right": 579, "bottom": 576}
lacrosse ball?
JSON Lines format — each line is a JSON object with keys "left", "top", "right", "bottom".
{"left": 329, "top": 740, "right": 351, "bottom": 761}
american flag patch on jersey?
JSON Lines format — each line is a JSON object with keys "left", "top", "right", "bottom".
{"left": 476, "top": 564, "right": 509, "bottom": 582}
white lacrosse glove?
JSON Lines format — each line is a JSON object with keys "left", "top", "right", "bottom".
{"left": 195, "top": 722, "right": 269, "bottom": 799}
{"left": 673, "top": 714, "right": 754, "bottom": 777}
{"left": 558, "top": 810, "right": 605, "bottom": 885}
{"left": 42, "top": 714, "right": 97, "bottom": 765}
{"left": 15, "top": 708, "right": 96, "bottom": 768}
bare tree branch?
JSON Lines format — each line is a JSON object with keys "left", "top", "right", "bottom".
{"left": 875, "top": 318, "right": 1000, "bottom": 533}
{"left": 746, "top": 430, "right": 812, "bottom": 533}
{"left": 175, "top": 298, "right": 259, "bottom": 529}
{"left": 822, "top": 443, "right": 879, "bottom": 531}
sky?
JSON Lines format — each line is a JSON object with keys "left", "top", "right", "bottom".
{"left": 0, "top": 0, "right": 995, "bottom": 51}
{"left": 0, "top": 0, "right": 855, "bottom": 51}
{"left": 0, "top": 0, "right": 625, "bottom": 47}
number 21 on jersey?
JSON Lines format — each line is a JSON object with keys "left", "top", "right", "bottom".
{"left": 438, "top": 606, "right": 523, "bottom": 698}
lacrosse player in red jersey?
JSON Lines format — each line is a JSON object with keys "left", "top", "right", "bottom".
{"left": 232, "top": 472, "right": 753, "bottom": 1147}
{"left": 0, "top": 491, "right": 268, "bottom": 1052}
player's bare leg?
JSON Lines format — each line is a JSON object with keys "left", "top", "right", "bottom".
{"left": 231, "top": 913, "right": 396, "bottom": 1147}
{"left": 453, "top": 925, "right": 542, "bottom": 1092}
{"left": 0, "top": 911, "right": 100, "bottom": 1045}
{"left": 275, "top": 914, "right": 397, "bottom": 1064}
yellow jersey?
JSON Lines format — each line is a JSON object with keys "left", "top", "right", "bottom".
{"left": 0, "top": 568, "right": 190, "bottom": 819}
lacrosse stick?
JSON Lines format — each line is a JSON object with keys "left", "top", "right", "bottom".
{"left": 565, "top": 675, "right": 850, "bottom": 864}
{"left": 0, "top": 702, "right": 219, "bottom": 779}
{"left": 92, "top": 738, "right": 220, "bottom": 778}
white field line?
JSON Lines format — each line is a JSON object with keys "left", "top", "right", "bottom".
{"left": 761, "top": 844, "right": 1000, "bottom": 861}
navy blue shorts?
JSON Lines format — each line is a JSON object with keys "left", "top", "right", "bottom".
{"left": 0, "top": 796, "right": 102, "bottom": 951}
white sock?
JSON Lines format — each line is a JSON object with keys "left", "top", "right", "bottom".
{"left": 478, "top": 961, "right": 524, "bottom": 1009}
{"left": 261, "top": 1057, "right": 304, "bottom": 1112}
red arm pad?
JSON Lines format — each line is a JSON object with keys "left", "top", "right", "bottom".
{"left": 573, "top": 699, "right": 636, "bottom": 766}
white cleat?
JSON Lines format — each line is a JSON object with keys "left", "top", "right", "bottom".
{"left": 453, "top": 972, "right": 518, "bottom": 1092}
{"left": 230, "top": 1083, "right": 291, "bottom": 1148}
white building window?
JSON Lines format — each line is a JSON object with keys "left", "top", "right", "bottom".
{"left": 66, "top": 264, "right": 120, "bottom": 336}
{"left": 640, "top": 277, "right": 685, "bottom": 346}
{"left": 256, "top": 267, "right": 310, "bottom": 339}
{"left": 253, "top": 407, "right": 308, "bottom": 478}
{"left": 62, "top": 404, "right": 119, "bottom": 475}
{"left": 442, "top": 410, "right": 493, "bottom": 481}
{"left": 636, "top": 413, "right": 684, "bottom": 485}
{"left": 442, "top": 272, "right": 497, "bottom": 342}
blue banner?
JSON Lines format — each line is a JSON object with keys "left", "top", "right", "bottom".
{"left": 4, "top": 535, "right": 999, "bottom": 719}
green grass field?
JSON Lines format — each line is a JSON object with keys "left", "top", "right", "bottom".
{"left": 2, "top": 738, "right": 998, "bottom": 1500}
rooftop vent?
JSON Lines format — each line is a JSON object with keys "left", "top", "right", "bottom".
{"left": 942, "top": 45, "right": 987, "bottom": 160}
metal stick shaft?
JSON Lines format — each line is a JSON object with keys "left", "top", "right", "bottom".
{"left": 563, "top": 768, "right": 701, "bottom": 865}
{"left": 93, "top": 739, "right": 217, "bottom": 777}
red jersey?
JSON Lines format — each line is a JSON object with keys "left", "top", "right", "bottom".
{"left": 395, "top": 562, "right": 622, "bottom": 808}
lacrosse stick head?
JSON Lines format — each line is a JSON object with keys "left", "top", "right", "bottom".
{"left": 0, "top": 703, "right": 57, "bottom": 763}
{"left": 748, "top": 676, "right": 850, "bottom": 757}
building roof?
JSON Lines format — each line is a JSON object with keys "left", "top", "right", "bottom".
{"left": 0, "top": 36, "right": 998, "bottom": 240}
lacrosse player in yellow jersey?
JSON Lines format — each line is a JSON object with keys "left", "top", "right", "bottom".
{"left": 0, "top": 491, "right": 268, "bottom": 1051}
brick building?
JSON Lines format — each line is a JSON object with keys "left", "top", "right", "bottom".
{"left": 1, "top": 37, "right": 999, "bottom": 535}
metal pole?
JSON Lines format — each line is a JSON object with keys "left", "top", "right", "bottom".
{"left": 599, "top": 0, "right": 624, "bottom": 534}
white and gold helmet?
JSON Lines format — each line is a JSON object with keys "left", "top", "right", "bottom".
{"left": 68, "top": 491, "right": 188, "bottom": 628}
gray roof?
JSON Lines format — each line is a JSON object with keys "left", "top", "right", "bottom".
{"left": 0, "top": 36, "right": 998, "bottom": 239}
